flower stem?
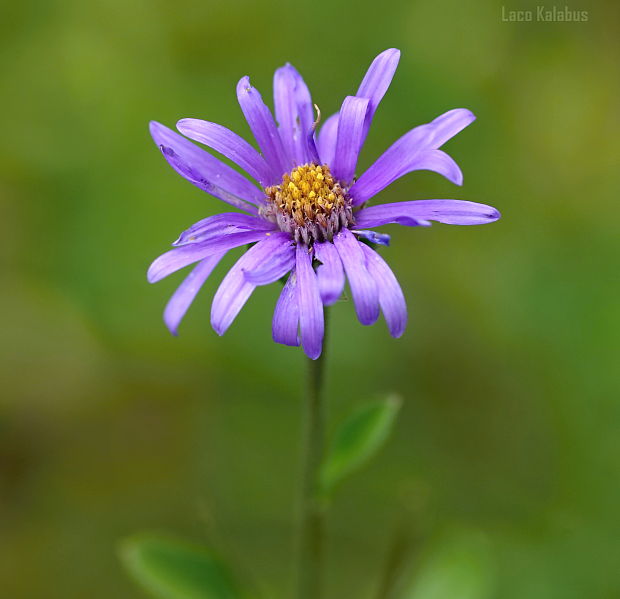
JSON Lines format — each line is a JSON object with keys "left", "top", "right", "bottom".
{"left": 375, "top": 526, "right": 411, "bottom": 599}
{"left": 298, "top": 313, "right": 328, "bottom": 599}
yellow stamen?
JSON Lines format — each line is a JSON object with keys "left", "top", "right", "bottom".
{"left": 265, "top": 164, "right": 347, "bottom": 225}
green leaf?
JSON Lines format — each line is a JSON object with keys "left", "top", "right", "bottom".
{"left": 401, "top": 530, "right": 495, "bottom": 599}
{"left": 119, "top": 533, "right": 244, "bottom": 599}
{"left": 320, "top": 394, "right": 401, "bottom": 495}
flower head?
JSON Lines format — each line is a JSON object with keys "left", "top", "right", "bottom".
{"left": 148, "top": 49, "right": 500, "bottom": 359}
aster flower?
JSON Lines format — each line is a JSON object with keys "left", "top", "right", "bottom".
{"left": 148, "top": 48, "right": 500, "bottom": 359}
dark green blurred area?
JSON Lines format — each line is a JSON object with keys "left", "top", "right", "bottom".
{"left": 1, "top": 0, "right": 619, "bottom": 597}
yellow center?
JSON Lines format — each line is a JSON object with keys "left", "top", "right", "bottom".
{"left": 265, "top": 164, "right": 347, "bottom": 228}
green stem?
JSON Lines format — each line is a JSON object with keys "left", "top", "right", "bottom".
{"left": 298, "top": 313, "right": 328, "bottom": 599}
{"left": 375, "top": 527, "right": 411, "bottom": 599}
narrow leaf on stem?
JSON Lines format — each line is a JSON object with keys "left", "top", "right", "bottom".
{"left": 320, "top": 394, "right": 401, "bottom": 497}
{"left": 118, "top": 533, "right": 244, "bottom": 599}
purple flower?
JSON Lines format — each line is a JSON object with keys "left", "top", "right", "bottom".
{"left": 148, "top": 49, "right": 500, "bottom": 360}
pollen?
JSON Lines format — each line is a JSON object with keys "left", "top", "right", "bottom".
{"left": 261, "top": 164, "right": 354, "bottom": 244}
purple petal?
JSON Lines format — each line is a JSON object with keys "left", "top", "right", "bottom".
{"left": 352, "top": 230, "right": 391, "bottom": 246}
{"left": 355, "top": 200, "right": 501, "bottom": 228}
{"left": 173, "top": 213, "right": 275, "bottom": 247}
{"left": 148, "top": 229, "right": 277, "bottom": 283}
{"left": 331, "top": 96, "right": 370, "bottom": 184}
{"left": 243, "top": 240, "right": 295, "bottom": 284}
{"left": 272, "top": 271, "right": 300, "bottom": 347}
{"left": 163, "top": 252, "right": 225, "bottom": 336}
{"left": 306, "top": 128, "right": 321, "bottom": 165}
{"left": 317, "top": 112, "right": 339, "bottom": 167}
{"left": 349, "top": 109, "right": 476, "bottom": 205}
{"left": 356, "top": 48, "right": 400, "bottom": 143}
{"left": 316, "top": 49, "right": 400, "bottom": 171}
{"left": 273, "top": 63, "right": 314, "bottom": 167}
{"left": 237, "top": 76, "right": 291, "bottom": 181}
{"left": 352, "top": 148, "right": 463, "bottom": 205}
{"left": 314, "top": 241, "right": 344, "bottom": 305}
{"left": 360, "top": 244, "right": 407, "bottom": 338}
{"left": 416, "top": 150, "right": 463, "bottom": 185}
{"left": 333, "top": 228, "right": 379, "bottom": 325}
{"left": 355, "top": 207, "right": 430, "bottom": 228}
{"left": 149, "top": 121, "right": 263, "bottom": 211}
{"left": 296, "top": 245, "right": 324, "bottom": 360}
{"left": 426, "top": 108, "right": 476, "bottom": 148}
{"left": 176, "top": 119, "right": 272, "bottom": 186}
{"left": 211, "top": 232, "right": 292, "bottom": 335}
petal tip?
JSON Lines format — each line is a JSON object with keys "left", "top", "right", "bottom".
{"left": 277, "top": 62, "right": 297, "bottom": 75}
{"left": 175, "top": 117, "right": 192, "bottom": 131}
{"left": 164, "top": 320, "right": 180, "bottom": 337}
{"left": 359, "top": 312, "right": 380, "bottom": 326}
{"left": 147, "top": 267, "right": 160, "bottom": 284}
{"left": 463, "top": 109, "right": 477, "bottom": 124}
{"left": 389, "top": 326, "right": 406, "bottom": 339}
{"left": 377, "top": 47, "right": 401, "bottom": 61}
{"left": 149, "top": 120, "right": 166, "bottom": 139}
{"left": 236, "top": 75, "right": 252, "bottom": 93}
{"left": 210, "top": 320, "right": 226, "bottom": 336}
{"left": 304, "top": 346, "right": 322, "bottom": 360}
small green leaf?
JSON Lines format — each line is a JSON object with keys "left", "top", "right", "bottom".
{"left": 119, "top": 533, "right": 244, "bottom": 599}
{"left": 320, "top": 394, "right": 401, "bottom": 495}
{"left": 401, "top": 530, "right": 495, "bottom": 599}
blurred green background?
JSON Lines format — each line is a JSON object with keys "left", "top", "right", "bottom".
{"left": 1, "top": 0, "right": 619, "bottom": 597}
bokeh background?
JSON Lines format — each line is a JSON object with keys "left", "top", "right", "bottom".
{"left": 1, "top": 0, "right": 619, "bottom": 597}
